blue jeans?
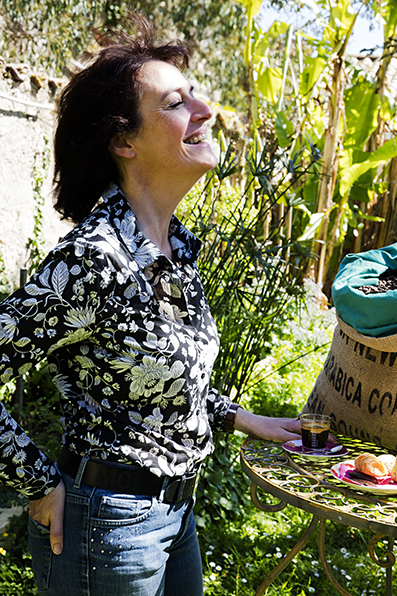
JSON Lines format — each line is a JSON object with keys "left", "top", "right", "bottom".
{"left": 28, "top": 468, "right": 203, "bottom": 596}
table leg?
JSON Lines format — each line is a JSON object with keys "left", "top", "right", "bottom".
{"left": 319, "top": 523, "right": 396, "bottom": 596}
{"left": 368, "top": 534, "right": 395, "bottom": 596}
{"left": 254, "top": 514, "right": 320, "bottom": 596}
{"left": 250, "top": 482, "right": 288, "bottom": 513}
{"left": 386, "top": 537, "right": 394, "bottom": 596}
{"left": 318, "top": 519, "right": 354, "bottom": 596}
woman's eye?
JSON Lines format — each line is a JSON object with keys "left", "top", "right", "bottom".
{"left": 169, "top": 100, "right": 183, "bottom": 109}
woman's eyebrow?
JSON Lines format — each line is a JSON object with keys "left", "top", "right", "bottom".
{"left": 159, "top": 84, "right": 194, "bottom": 102}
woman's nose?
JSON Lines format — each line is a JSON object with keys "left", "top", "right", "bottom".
{"left": 192, "top": 98, "right": 213, "bottom": 122}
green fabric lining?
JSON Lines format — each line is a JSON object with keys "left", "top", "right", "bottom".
{"left": 332, "top": 243, "right": 397, "bottom": 337}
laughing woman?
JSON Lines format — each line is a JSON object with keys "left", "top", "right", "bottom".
{"left": 0, "top": 13, "right": 301, "bottom": 596}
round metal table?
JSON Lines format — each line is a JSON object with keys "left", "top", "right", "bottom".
{"left": 240, "top": 436, "right": 397, "bottom": 596}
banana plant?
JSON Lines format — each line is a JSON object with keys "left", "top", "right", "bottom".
{"left": 238, "top": 0, "right": 397, "bottom": 289}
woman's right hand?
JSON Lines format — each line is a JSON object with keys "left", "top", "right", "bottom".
{"left": 29, "top": 479, "right": 66, "bottom": 555}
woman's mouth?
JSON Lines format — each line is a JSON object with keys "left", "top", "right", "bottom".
{"left": 184, "top": 133, "right": 207, "bottom": 145}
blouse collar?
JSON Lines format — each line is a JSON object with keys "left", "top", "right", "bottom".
{"left": 102, "top": 183, "right": 202, "bottom": 268}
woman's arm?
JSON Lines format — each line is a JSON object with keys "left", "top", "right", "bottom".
{"left": 234, "top": 407, "right": 301, "bottom": 442}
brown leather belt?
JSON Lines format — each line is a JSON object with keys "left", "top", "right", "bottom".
{"left": 57, "top": 447, "right": 199, "bottom": 504}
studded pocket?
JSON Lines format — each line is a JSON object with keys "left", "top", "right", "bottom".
{"left": 90, "top": 493, "right": 154, "bottom": 527}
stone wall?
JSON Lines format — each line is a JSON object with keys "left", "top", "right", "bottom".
{"left": 0, "top": 60, "right": 71, "bottom": 290}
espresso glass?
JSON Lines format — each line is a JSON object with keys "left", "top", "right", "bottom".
{"left": 300, "top": 413, "right": 331, "bottom": 452}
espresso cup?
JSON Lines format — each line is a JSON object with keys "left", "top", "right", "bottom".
{"left": 300, "top": 413, "right": 331, "bottom": 452}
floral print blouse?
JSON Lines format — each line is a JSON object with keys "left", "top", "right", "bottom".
{"left": 0, "top": 184, "right": 231, "bottom": 499}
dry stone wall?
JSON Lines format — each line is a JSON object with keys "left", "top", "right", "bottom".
{"left": 0, "top": 59, "right": 71, "bottom": 290}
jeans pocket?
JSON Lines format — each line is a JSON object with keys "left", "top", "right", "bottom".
{"left": 91, "top": 493, "right": 154, "bottom": 527}
{"left": 28, "top": 515, "right": 52, "bottom": 590}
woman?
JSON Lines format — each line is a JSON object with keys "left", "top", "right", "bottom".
{"left": 0, "top": 13, "right": 301, "bottom": 595}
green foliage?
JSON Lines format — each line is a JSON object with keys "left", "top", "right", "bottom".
{"left": 240, "top": 0, "right": 397, "bottom": 286}
{"left": 0, "top": 253, "right": 12, "bottom": 302}
{"left": 194, "top": 434, "right": 252, "bottom": 531}
{"left": 0, "top": 511, "right": 37, "bottom": 596}
{"left": 16, "top": 364, "right": 62, "bottom": 462}
{"left": 26, "top": 136, "right": 51, "bottom": 276}
{"left": 181, "top": 139, "right": 316, "bottom": 401}
{"left": 246, "top": 278, "right": 336, "bottom": 417}
{"left": 0, "top": 0, "right": 248, "bottom": 108}
{"left": 0, "top": 0, "right": 103, "bottom": 74}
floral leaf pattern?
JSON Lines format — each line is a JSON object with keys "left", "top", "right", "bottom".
{"left": 0, "top": 184, "right": 230, "bottom": 498}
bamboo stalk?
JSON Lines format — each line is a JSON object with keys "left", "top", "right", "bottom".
{"left": 365, "top": 32, "right": 397, "bottom": 249}
{"left": 383, "top": 155, "right": 397, "bottom": 246}
{"left": 315, "top": 54, "right": 345, "bottom": 285}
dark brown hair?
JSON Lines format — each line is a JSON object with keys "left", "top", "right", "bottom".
{"left": 53, "top": 12, "right": 190, "bottom": 223}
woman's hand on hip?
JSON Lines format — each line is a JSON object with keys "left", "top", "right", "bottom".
{"left": 29, "top": 479, "right": 66, "bottom": 555}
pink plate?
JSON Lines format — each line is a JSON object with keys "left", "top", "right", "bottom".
{"left": 282, "top": 439, "right": 348, "bottom": 460}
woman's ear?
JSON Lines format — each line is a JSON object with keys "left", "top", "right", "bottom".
{"left": 109, "top": 134, "right": 136, "bottom": 158}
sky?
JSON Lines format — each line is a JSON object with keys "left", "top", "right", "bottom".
{"left": 259, "top": 4, "right": 384, "bottom": 56}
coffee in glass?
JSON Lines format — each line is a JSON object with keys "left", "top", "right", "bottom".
{"left": 300, "top": 413, "right": 331, "bottom": 452}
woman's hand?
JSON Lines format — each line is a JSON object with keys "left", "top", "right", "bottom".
{"left": 234, "top": 409, "right": 301, "bottom": 443}
{"left": 234, "top": 409, "right": 337, "bottom": 444}
{"left": 29, "top": 479, "right": 66, "bottom": 555}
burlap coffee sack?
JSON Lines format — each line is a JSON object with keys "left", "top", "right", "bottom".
{"left": 302, "top": 314, "right": 397, "bottom": 451}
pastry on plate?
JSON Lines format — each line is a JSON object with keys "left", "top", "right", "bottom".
{"left": 354, "top": 453, "right": 389, "bottom": 477}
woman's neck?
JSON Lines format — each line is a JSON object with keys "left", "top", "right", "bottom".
{"left": 119, "top": 182, "right": 176, "bottom": 261}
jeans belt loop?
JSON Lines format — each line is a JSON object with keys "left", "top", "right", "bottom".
{"left": 159, "top": 475, "right": 169, "bottom": 503}
{"left": 176, "top": 475, "right": 187, "bottom": 502}
{"left": 73, "top": 455, "right": 89, "bottom": 490}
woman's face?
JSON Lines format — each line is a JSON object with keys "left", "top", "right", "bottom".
{"left": 128, "top": 60, "right": 218, "bottom": 187}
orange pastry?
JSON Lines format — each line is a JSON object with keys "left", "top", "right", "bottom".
{"left": 378, "top": 454, "right": 396, "bottom": 474}
{"left": 354, "top": 453, "right": 388, "bottom": 477}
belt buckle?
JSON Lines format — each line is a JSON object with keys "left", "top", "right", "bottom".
{"left": 165, "top": 472, "right": 199, "bottom": 503}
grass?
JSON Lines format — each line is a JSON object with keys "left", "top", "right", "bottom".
{"left": 199, "top": 505, "right": 395, "bottom": 595}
